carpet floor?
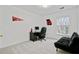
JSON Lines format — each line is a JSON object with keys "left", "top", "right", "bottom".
{"left": 0, "top": 39, "right": 70, "bottom": 54}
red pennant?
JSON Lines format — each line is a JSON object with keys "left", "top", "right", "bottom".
{"left": 12, "top": 16, "right": 23, "bottom": 21}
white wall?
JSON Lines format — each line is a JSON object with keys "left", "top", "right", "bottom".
{"left": 40, "top": 7, "right": 78, "bottom": 39}
{"left": 0, "top": 6, "right": 42, "bottom": 48}
{"left": 0, "top": 6, "right": 79, "bottom": 48}
{"left": 76, "top": 6, "right": 79, "bottom": 34}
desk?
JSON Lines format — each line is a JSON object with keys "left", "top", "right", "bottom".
{"left": 34, "top": 32, "right": 40, "bottom": 36}
{"left": 30, "top": 32, "right": 40, "bottom": 42}
{"left": 30, "top": 32, "right": 37, "bottom": 41}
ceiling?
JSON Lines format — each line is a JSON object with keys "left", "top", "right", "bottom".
{"left": 11, "top": 5, "right": 77, "bottom": 16}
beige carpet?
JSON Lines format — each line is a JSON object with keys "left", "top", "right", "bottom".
{"left": 0, "top": 39, "right": 70, "bottom": 54}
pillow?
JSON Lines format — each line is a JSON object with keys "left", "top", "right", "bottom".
{"left": 69, "top": 32, "right": 79, "bottom": 46}
{"left": 71, "top": 32, "right": 79, "bottom": 40}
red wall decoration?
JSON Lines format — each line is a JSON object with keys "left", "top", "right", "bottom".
{"left": 46, "top": 19, "right": 52, "bottom": 25}
{"left": 12, "top": 16, "right": 23, "bottom": 21}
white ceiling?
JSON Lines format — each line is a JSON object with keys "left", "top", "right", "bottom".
{"left": 11, "top": 5, "right": 77, "bottom": 16}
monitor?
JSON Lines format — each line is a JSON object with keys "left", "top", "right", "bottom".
{"left": 35, "top": 26, "right": 39, "bottom": 30}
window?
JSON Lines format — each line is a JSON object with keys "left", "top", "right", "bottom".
{"left": 57, "top": 16, "right": 70, "bottom": 35}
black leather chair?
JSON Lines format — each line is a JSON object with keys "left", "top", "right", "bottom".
{"left": 39, "top": 27, "right": 47, "bottom": 41}
{"left": 54, "top": 32, "right": 79, "bottom": 54}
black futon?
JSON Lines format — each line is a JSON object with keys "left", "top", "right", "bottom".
{"left": 54, "top": 32, "right": 79, "bottom": 54}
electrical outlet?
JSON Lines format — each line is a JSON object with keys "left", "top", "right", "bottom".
{"left": 0, "top": 35, "right": 3, "bottom": 37}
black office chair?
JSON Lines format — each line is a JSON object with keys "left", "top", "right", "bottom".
{"left": 39, "top": 27, "right": 47, "bottom": 41}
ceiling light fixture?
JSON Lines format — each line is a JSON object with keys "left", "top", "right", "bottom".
{"left": 39, "top": 5, "right": 49, "bottom": 8}
{"left": 42, "top": 5, "right": 48, "bottom": 8}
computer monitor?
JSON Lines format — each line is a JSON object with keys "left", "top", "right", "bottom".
{"left": 35, "top": 26, "right": 39, "bottom": 30}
